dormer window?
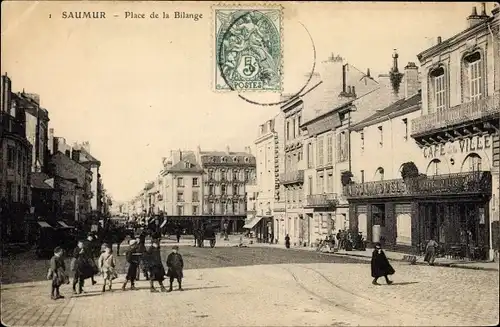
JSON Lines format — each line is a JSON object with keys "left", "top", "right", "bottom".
{"left": 462, "top": 51, "right": 483, "bottom": 102}
{"left": 185, "top": 162, "right": 190, "bottom": 168}
{"left": 244, "top": 157, "right": 249, "bottom": 163}
{"left": 233, "top": 157, "right": 237, "bottom": 162}
{"left": 429, "top": 66, "right": 447, "bottom": 113}
{"left": 222, "top": 157, "right": 227, "bottom": 163}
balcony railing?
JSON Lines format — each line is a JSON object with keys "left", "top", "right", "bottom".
{"left": 305, "top": 193, "right": 338, "bottom": 208}
{"left": 343, "top": 171, "right": 491, "bottom": 199}
{"left": 411, "top": 92, "right": 500, "bottom": 136}
{"left": 280, "top": 170, "right": 304, "bottom": 185}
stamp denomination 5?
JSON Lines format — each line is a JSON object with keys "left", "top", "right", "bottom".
{"left": 214, "top": 6, "right": 283, "bottom": 92}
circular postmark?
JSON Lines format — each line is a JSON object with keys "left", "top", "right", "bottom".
{"left": 217, "top": 10, "right": 317, "bottom": 107}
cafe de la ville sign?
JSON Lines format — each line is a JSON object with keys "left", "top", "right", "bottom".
{"left": 422, "top": 134, "right": 493, "bottom": 160}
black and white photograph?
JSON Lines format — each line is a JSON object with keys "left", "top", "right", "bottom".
{"left": 1, "top": 1, "right": 499, "bottom": 326}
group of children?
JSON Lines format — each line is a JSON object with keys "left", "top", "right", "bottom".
{"left": 47, "top": 239, "right": 185, "bottom": 299}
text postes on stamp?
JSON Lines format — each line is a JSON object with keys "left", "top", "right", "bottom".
{"left": 214, "top": 7, "right": 282, "bottom": 92}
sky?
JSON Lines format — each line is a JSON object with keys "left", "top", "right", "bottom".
{"left": 2, "top": 1, "right": 495, "bottom": 202}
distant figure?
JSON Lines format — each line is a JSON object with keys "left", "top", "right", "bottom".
{"left": 176, "top": 228, "right": 181, "bottom": 243}
{"left": 285, "top": 234, "right": 290, "bottom": 249}
{"left": 424, "top": 238, "right": 439, "bottom": 266}
{"left": 166, "top": 245, "right": 184, "bottom": 292}
{"left": 371, "top": 243, "right": 395, "bottom": 285}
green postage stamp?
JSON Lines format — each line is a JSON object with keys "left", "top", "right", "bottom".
{"left": 214, "top": 6, "right": 283, "bottom": 92}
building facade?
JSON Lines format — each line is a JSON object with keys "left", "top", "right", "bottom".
{"left": 345, "top": 5, "right": 499, "bottom": 261}
{"left": 278, "top": 97, "right": 306, "bottom": 246}
{"left": 0, "top": 76, "right": 33, "bottom": 243}
{"left": 23, "top": 93, "right": 49, "bottom": 173}
{"left": 161, "top": 150, "right": 205, "bottom": 219}
{"left": 72, "top": 142, "right": 102, "bottom": 215}
{"left": 243, "top": 119, "right": 280, "bottom": 243}
{"left": 200, "top": 147, "right": 255, "bottom": 232}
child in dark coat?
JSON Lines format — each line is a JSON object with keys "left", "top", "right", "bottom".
{"left": 122, "top": 239, "right": 140, "bottom": 290}
{"left": 147, "top": 241, "right": 167, "bottom": 292}
{"left": 371, "top": 243, "right": 395, "bottom": 285}
{"left": 48, "top": 247, "right": 68, "bottom": 300}
{"left": 166, "top": 245, "right": 184, "bottom": 292}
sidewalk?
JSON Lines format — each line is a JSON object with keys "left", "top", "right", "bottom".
{"left": 237, "top": 240, "right": 499, "bottom": 271}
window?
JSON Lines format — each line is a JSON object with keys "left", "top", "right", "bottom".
{"left": 286, "top": 121, "right": 290, "bottom": 140}
{"left": 308, "top": 176, "right": 313, "bottom": 195}
{"left": 327, "top": 172, "right": 333, "bottom": 193}
{"left": 192, "top": 205, "right": 198, "bottom": 215}
{"left": 23, "top": 187, "right": 28, "bottom": 202}
{"left": 360, "top": 170, "right": 365, "bottom": 183}
{"left": 378, "top": 126, "right": 383, "bottom": 147}
{"left": 177, "top": 191, "right": 184, "bottom": 202}
{"left": 429, "top": 67, "right": 447, "bottom": 113}
{"left": 360, "top": 131, "right": 365, "bottom": 151}
{"left": 185, "top": 162, "right": 190, "bottom": 168}
{"left": 192, "top": 191, "right": 199, "bottom": 202}
{"left": 327, "top": 135, "right": 333, "bottom": 164}
{"left": 375, "top": 167, "right": 384, "bottom": 181}
{"left": 177, "top": 177, "right": 184, "bottom": 187}
{"left": 177, "top": 205, "right": 184, "bottom": 216}
{"left": 298, "top": 115, "right": 302, "bottom": 136}
{"left": 233, "top": 169, "right": 238, "bottom": 180}
{"left": 292, "top": 118, "right": 296, "bottom": 139}
{"left": 298, "top": 151, "right": 303, "bottom": 162}
{"left": 192, "top": 178, "right": 199, "bottom": 187}
{"left": 233, "top": 185, "right": 238, "bottom": 195}
{"left": 307, "top": 143, "right": 313, "bottom": 168}
{"left": 232, "top": 201, "right": 238, "bottom": 214}
{"left": 17, "top": 149, "right": 21, "bottom": 173}
{"left": 462, "top": 52, "right": 483, "bottom": 102}
{"left": 209, "top": 184, "right": 214, "bottom": 195}
{"left": 7, "top": 146, "right": 14, "bottom": 169}
{"left": 402, "top": 119, "right": 408, "bottom": 141}
{"left": 221, "top": 185, "right": 226, "bottom": 195}
{"left": 462, "top": 153, "right": 482, "bottom": 172}
{"left": 208, "top": 169, "right": 214, "bottom": 179}
{"left": 337, "top": 131, "right": 348, "bottom": 162}
{"left": 316, "top": 173, "right": 324, "bottom": 194}
{"left": 426, "top": 159, "right": 441, "bottom": 176}
{"left": 317, "top": 137, "right": 324, "bottom": 166}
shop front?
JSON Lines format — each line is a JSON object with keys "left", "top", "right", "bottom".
{"left": 345, "top": 171, "right": 492, "bottom": 260}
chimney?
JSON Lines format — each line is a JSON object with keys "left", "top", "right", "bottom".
{"left": 351, "top": 86, "right": 356, "bottom": 97}
{"left": 366, "top": 68, "right": 371, "bottom": 78}
{"left": 48, "top": 128, "right": 54, "bottom": 154}
{"left": 1, "top": 74, "right": 12, "bottom": 113}
{"left": 342, "top": 64, "right": 347, "bottom": 93}
{"left": 493, "top": 3, "right": 499, "bottom": 16}
{"left": 389, "top": 49, "right": 403, "bottom": 101}
{"left": 226, "top": 146, "right": 230, "bottom": 154}
{"left": 347, "top": 86, "right": 351, "bottom": 95}
{"left": 437, "top": 36, "right": 442, "bottom": 44}
{"left": 404, "top": 62, "right": 420, "bottom": 99}
{"left": 71, "top": 149, "right": 81, "bottom": 162}
{"left": 467, "top": 6, "right": 487, "bottom": 28}
{"left": 480, "top": 2, "right": 487, "bottom": 16}
{"left": 179, "top": 149, "right": 182, "bottom": 161}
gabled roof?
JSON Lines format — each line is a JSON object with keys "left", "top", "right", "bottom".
{"left": 167, "top": 152, "right": 204, "bottom": 173}
{"left": 50, "top": 152, "right": 91, "bottom": 185}
{"left": 351, "top": 91, "right": 422, "bottom": 131}
{"left": 30, "top": 172, "right": 54, "bottom": 190}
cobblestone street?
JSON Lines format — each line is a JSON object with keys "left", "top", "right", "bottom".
{"left": 1, "top": 246, "right": 498, "bottom": 326}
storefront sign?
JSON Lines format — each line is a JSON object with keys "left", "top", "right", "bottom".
{"left": 346, "top": 179, "right": 407, "bottom": 198}
{"left": 423, "top": 135, "right": 492, "bottom": 159}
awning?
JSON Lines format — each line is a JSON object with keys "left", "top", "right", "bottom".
{"left": 243, "top": 216, "right": 263, "bottom": 229}
{"left": 58, "top": 221, "right": 71, "bottom": 228}
{"left": 37, "top": 221, "right": 52, "bottom": 228}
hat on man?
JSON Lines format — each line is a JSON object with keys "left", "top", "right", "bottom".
{"left": 172, "top": 245, "right": 179, "bottom": 250}
{"left": 375, "top": 242, "right": 382, "bottom": 249}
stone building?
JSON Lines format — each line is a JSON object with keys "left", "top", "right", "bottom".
{"left": 200, "top": 146, "right": 255, "bottom": 232}
{"left": 22, "top": 92, "right": 49, "bottom": 173}
{"left": 71, "top": 142, "right": 102, "bottom": 215}
{"left": 0, "top": 75, "right": 33, "bottom": 243}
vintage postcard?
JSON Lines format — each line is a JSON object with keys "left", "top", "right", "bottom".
{"left": 1, "top": 1, "right": 499, "bottom": 327}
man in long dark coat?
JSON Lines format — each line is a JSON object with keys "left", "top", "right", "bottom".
{"left": 166, "top": 245, "right": 184, "bottom": 292}
{"left": 147, "top": 241, "right": 166, "bottom": 292}
{"left": 371, "top": 242, "right": 395, "bottom": 285}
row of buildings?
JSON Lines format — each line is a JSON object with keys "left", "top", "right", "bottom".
{"left": 0, "top": 74, "right": 111, "bottom": 244}
{"left": 246, "top": 4, "right": 500, "bottom": 261}
{"left": 127, "top": 146, "right": 256, "bottom": 232}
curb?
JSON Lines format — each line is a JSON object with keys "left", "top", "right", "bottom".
{"left": 331, "top": 252, "right": 499, "bottom": 271}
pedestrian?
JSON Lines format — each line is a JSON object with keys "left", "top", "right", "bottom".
{"left": 71, "top": 240, "right": 93, "bottom": 294}
{"left": 336, "top": 230, "right": 343, "bottom": 250}
{"left": 136, "top": 234, "right": 149, "bottom": 280}
{"left": 147, "top": 240, "right": 167, "bottom": 292}
{"left": 424, "top": 238, "right": 439, "bottom": 266}
{"left": 285, "top": 234, "right": 290, "bottom": 249}
{"left": 98, "top": 243, "right": 117, "bottom": 292}
{"left": 85, "top": 235, "right": 98, "bottom": 286}
{"left": 176, "top": 228, "right": 181, "bottom": 243}
{"left": 329, "top": 235, "right": 336, "bottom": 252}
{"left": 371, "top": 243, "right": 395, "bottom": 285}
{"left": 122, "top": 239, "right": 140, "bottom": 291}
{"left": 47, "top": 246, "right": 69, "bottom": 300}
{"left": 166, "top": 245, "right": 184, "bottom": 292}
